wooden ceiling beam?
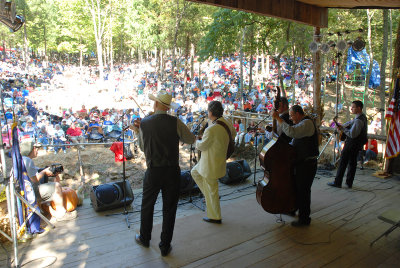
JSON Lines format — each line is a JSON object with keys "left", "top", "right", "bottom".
{"left": 187, "top": 0, "right": 329, "bottom": 28}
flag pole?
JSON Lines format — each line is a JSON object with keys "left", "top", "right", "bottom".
{"left": 0, "top": 84, "right": 19, "bottom": 267}
{"left": 382, "top": 119, "right": 391, "bottom": 172}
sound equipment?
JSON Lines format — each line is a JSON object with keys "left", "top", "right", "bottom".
{"left": 219, "top": 160, "right": 251, "bottom": 185}
{"left": 352, "top": 37, "right": 366, "bottom": 52}
{"left": 180, "top": 170, "right": 198, "bottom": 194}
{"left": 90, "top": 181, "right": 134, "bottom": 212}
{"left": 0, "top": 1, "right": 24, "bottom": 32}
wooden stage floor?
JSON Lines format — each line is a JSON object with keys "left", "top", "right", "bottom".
{"left": 1, "top": 167, "right": 400, "bottom": 268}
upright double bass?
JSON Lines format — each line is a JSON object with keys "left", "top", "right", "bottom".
{"left": 256, "top": 87, "right": 297, "bottom": 214}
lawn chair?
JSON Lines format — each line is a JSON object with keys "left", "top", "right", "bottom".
{"left": 370, "top": 209, "right": 400, "bottom": 246}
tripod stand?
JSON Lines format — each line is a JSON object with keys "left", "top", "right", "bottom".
{"left": 106, "top": 112, "right": 135, "bottom": 228}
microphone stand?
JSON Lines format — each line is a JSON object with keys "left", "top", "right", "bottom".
{"left": 247, "top": 115, "right": 271, "bottom": 186}
{"left": 106, "top": 111, "right": 135, "bottom": 228}
{"left": 185, "top": 115, "right": 206, "bottom": 211}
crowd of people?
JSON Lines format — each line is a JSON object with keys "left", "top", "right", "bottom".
{"left": 0, "top": 53, "right": 322, "bottom": 154}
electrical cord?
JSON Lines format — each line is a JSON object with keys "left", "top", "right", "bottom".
{"left": 287, "top": 185, "right": 394, "bottom": 246}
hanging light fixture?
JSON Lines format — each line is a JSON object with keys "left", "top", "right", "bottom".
{"left": 0, "top": 1, "right": 24, "bottom": 32}
{"left": 352, "top": 37, "right": 366, "bottom": 52}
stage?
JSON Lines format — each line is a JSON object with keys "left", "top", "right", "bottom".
{"left": 1, "top": 167, "right": 400, "bottom": 268}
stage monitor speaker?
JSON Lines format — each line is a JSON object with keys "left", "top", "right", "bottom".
{"left": 90, "top": 180, "right": 134, "bottom": 212}
{"left": 180, "top": 170, "right": 198, "bottom": 194}
{"left": 219, "top": 160, "right": 251, "bottom": 184}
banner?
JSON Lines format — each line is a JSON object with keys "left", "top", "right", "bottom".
{"left": 346, "top": 47, "right": 380, "bottom": 88}
{"left": 11, "top": 123, "right": 42, "bottom": 234}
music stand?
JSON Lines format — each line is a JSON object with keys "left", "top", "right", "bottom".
{"left": 106, "top": 112, "right": 135, "bottom": 228}
{"left": 248, "top": 115, "right": 270, "bottom": 186}
{"left": 180, "top": 114, "right": 206, "bottom": 211}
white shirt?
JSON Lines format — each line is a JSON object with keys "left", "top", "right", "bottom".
{"left": 22, "top": 156, "right": 38, "bottom": 179}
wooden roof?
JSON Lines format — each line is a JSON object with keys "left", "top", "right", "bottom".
{"left": 187, "top": 0, "right": 400, "bottom": 28}
{"left": 299, "top": 0, "right": 400, "bottom": 9}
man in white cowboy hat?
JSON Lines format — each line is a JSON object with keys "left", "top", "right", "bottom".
{"left": 133, "top": 90, "right": 195, "bottom": 257}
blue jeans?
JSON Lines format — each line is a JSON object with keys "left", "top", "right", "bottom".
{"left": 53, "top": 138, "right": 66, "bottom": 152}
{"left": 365, "top": 149, "right": 377, "bottom": 161}
{"left": 38, "top": 137, "right": 49, "bottom": 150}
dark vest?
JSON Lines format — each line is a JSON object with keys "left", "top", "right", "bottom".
{"left": 346, "top": 113, "right": 368, "bottom": 148}
{"left": 280, "top": 112, "right": 293, "bottom": 143}
{"left": 140, "top": 113, "right": 179, "bottom": 168}
{"left": 292, "top": 117, "right": 319, "bottom": 163}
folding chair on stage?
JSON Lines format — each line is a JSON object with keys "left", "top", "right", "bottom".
{"left": 370, "top": 209, "right": 400, "bottom": 246}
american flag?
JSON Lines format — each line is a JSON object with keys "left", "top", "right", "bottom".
{"left": 385, "top": 77, "right": 400, "bottom": 159}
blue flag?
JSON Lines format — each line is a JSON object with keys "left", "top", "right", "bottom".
{"left": 11, "top": 124, "right": 42, "bottom": 234}
{"left": 346, "top": 47, "right": 380, "bottom": 88}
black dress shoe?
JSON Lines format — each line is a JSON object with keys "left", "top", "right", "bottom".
{"left": 135, "top": 234, "right": 149, "bottom": 248}
{"left": 291, "top": 220, "right": 310, "bottom": 227}
{"left": 203, "top": 217, "right": 222, "bottom": 224}
{"left": 345, "top": 183, "right": 352, "bottom": 189}
{"left": 327, "top": 182, "right": 341, "bottom": 188}
{"left": 160, "top": 244, "right": 172, "bottom": 257}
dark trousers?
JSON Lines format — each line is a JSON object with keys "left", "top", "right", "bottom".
{"left": 140, "top": 166, "right": 180, "bottom": 247}
{"left": 295, "top": 160, "right": 317, "bottom": 223}
{"left": 335, "top": 142, "right": 360, "bottom": 187}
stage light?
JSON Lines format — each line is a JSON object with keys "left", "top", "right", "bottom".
{"left": 320, "top": 43, "right": 330, "bottom": 53}
{"left": 337, "top": 40, "right": 347, "bottom": 51}
{"left": 309, "top": 41, "right": 332, "bottom": 54}
{"left": 352, "top": 37, "right": 366, "bottom": 52}
{"left": 0, "top": 1, "right": 24, "bottom": 32}
{"left": 309, "top": 41, "right": 319, "bottom": 53}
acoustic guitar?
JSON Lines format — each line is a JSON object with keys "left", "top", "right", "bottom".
{"left": 333, "top": 116, "right": 348, "bottom": 142}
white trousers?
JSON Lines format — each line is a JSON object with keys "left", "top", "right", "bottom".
{"left": 191, "top": 168, "right": 221, "bottom": 220}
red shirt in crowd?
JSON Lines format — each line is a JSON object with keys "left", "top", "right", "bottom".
{"left": 66, "top": 127, "right": 83, "bottom": 137}
{"left": 365, "top": 139, "right": 378, "bottom": 154}
{"left": 233, "top": 123, "right": 239, "bottom": 132}
{"left": 110, "top": 142, "right": 126, "bottom": 162}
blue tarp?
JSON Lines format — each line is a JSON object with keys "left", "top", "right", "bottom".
{"left": 346, "top": 47, "right": 380, "bottom": 88}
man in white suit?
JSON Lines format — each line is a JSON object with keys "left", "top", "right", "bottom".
{"left": 191, "top": 101, "right": 236, "bottom": 223}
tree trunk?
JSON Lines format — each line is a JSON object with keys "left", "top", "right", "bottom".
{"left": 290, "top": 44, "right": 296, "bottom": 104}
{"left": 109, "top": 0, "right": 113, "bottom": 72}
{"left": 80, "top": 48, "right": 83, "bottom": 70}
{"left": 261, "top": 52, "right": 265, "bottom": 77}
{"left": 190, "top": 43, "right": 195, "bottom": 82}
{"left": 255, "top": 50, "right": 259, "bottom": 82}
{"left": 43, "top": 24, "right": 47, "bottom": 61}
{"left": 23, "top": 8, "right": 29, "bottom": 70}
{"left": 388, "top": 9, "right": 393, "bottom": 84}
{"left": 379, "top": 9, "right": 389, "bottom": 135}
{"left": 199, "top": 63, "right": 202, "bottom": 91}
{"left": 364, "top": 9, "right": 374, "bottom": 112}
{"left": 312, "top": 27, "right": 322, "bottom": 126}
{"left": 239, "top": 27, "right": 246, "bottom": 106}
{"left": 249, "top": 54, "right": 253, "bottom": 90}
{"left": 391, "top": 14, "right": 400, "bottom": 87}
{"left": 183, "top": 36, "right": 190, "bottom": 96}
{"left": 2, "top": 35, "right": 5, "bottom": 62}
{"left": 172, "top": 0, "right": 189, "bottom": 74}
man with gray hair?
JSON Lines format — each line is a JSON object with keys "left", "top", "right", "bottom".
{"left": 20, "top": 141, "right": 76, "bottom": 221}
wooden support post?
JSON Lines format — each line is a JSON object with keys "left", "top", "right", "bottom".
{"left": 313, "top": 27, "right": 322, "bottom": 127}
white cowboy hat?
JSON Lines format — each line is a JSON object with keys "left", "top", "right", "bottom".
{"left": 149, "top": 91, "right": 173, "bottom": 108}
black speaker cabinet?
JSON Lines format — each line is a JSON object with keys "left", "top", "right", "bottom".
{"left": 219, "top": 160, "right": 252, "bottom": 184}
{"left": 180, "top": 170, "right": 199, "bottom": 194}
{"left": 90, "top": 181, "right": 134, "bottom": 212}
